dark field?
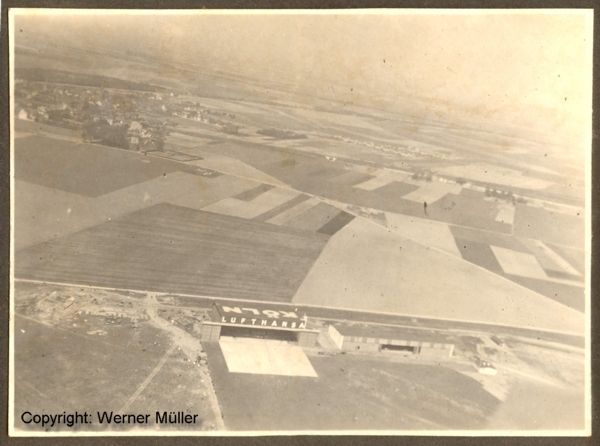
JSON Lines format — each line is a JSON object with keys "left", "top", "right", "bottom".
{"left": 450, "top": 225, "right": 529, "bottom": 253}
{"left": 14, "top": 135, "right": 216, "bottom": 197}
{"left": 453, "top": 235, "right": 584, "bottom": 311}
{"left": 204, "top": 342, "right": 499, "bottom": 431}
{"left": 13, "top": 314, "right": 191, "bottom": 432}
{"left": 253, "top": 194, "right": 312, "bottom": 222}
{"left": 15, "top": 203, "right": 329, "bottom": 302}
{"left": 454, "top": 239, "right": 504, "bottom": 275}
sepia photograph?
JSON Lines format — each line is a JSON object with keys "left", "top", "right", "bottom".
{"left": 8, "top": 9, "right": 592, "bottom": 436}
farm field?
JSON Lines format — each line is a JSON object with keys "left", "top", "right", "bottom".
{"left": 383, "top": 212, "right": 462, "bottom": 258}
{"left": 513, "top": 204, "right": 585, "bottom": 249}
{"left": 292, "top": 217, "right": 584, "bottom": 334}
{"left": 15, "top": 203, "right": 330, "bottom": 302}
{"left": 187, "top": 153, "right": 288, "bottom": 186}
{"left": 14, "top": 134, "right": 214, "bottom": 197}
{"left": 203, "top": 342, "right": 499, "bottom": 431}
{"left": 448, "top": 225, "right": 585, "bottom": 311}
{"left": 202, "top": 187, "right": 301, "bottom": 219}
{"left": 15, "top": 170, "right": 236, "bottom": 250}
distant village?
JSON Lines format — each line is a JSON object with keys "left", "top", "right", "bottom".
{"left": 13, "top": 78, "right": 241, "bottom": 151}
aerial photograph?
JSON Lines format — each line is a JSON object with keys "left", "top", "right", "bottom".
{"left": 9, "top": 9, "right": 592, "bottom": 436}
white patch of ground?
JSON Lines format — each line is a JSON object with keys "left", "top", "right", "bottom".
{"left": 219, "top": 337, "right": 318, "bottom": 377}
{"left": 490, "top": 245, "right": 549, "bottom": 280}
{"left": 518, "top": 240, "right": 582, "bottom": 277}
{"left": 292, "top": 218, "right": 583, "bottom": 335}
{"left": 495, "top": 204, "right": 516, "bottom": 225}
{"left": 202, "top": 187, "right": 301, "bottom": 219}
{"left": 527, "top": 165, "right": 561, "bottom": 175}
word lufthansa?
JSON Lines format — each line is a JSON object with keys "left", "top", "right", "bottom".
{"left": 21, "top": 411, "right": 198, "bottom": 428}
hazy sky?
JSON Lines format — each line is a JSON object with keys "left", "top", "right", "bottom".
{"left": 13, "top": 10, "right": 593, "bottom": 143}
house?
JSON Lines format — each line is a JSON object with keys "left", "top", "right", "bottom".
{"left": 18, "top": 109, "right": 31, "bottom": 121}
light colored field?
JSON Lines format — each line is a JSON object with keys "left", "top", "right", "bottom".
{"left": 490, "top": 245, "right": 548, "bottom": 280}
{"left": 518, "top": 239, "right": 582, "bottom": 277}
{"left": 292, "top": 218, "right": 583, "bottom": 335}
{"left": 401, "top": 181, "right": 462, "bottom": 203}
{"left": 14, "top": 180, "right": 95, "bottom": 251}
{"left": 267, "top": 198, "right": 321, "bottom": 225}
{"left": 436, "top": 164, "right": 554, "bottom": 189}
{"left": 353, "top": 171, "right": 410, "bottom": 191}
{"left": 495, "top": 204, "right": 516, "bottom": 225}
{"left": 202, "top": 187, "right": 301, "bottom": 219}
{"left": 16, "top": 172, "right": 239, "bottom": 250}
{"left": 188, "top": 154, "right": 288, "bottom": 187}
{"left": 167, "top": 174, "right": 259, "bottom": 211}
{"left": 219, "top": 338, "right": 318, "bottom": 377}
{"left": 384, "top": 212, "right": 462, "bottom": 258}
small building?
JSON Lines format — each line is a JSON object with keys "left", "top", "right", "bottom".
{"left": 200, "top": 303, "right": 319, "bottom": 347}
{"left": 328, "top": 324, "right": 454, "bottom": 358}
{"left": 18, "top": 109, "right": 31, "bottom": 121}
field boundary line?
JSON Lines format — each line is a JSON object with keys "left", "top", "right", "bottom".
{"left": 118, "top": 343, "right": 177, "bottom": 414}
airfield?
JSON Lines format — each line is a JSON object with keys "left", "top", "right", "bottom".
{"left": 11, "top": 57, "right": 587, "bottom": 432}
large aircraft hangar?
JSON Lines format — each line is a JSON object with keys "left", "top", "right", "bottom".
{"left": 200, "top": 303, "right": 320, "bottom": 347}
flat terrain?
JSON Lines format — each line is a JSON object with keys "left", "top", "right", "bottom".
{"left": 13, "top": 314, "right": 216, "bottom": 432}
{"left": 16, "top": 203, "right": 329, "bottom": 302}
{"left": 204, "top": 342, "right": 499, "bottom": 431}
{"left": 292, "top": 218, "right": 584, "bottom": 334}
{"left": 15, "top": 135, "right": 216, "bottom": 197}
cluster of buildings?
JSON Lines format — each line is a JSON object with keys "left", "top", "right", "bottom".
{"left": 169, "top": 100, "right": 242, "bottom": 135}
{"left": 333, "top": 134, "right": 458, "bottom": 161}
{"left": 14, "top": 79, "right": 173, "bottom": 150}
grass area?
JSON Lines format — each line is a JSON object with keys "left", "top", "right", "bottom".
{"left": 204, "top": 342, "right": 499, "bottom": 431}
{"left": 15, "top": 203, "right": 329, "bottom": 302}
{"left": 14, "top": 135, "right": 215, "bottom": 197}
{"left": 13, "top": 314, "right": 172, "bottom": 432}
